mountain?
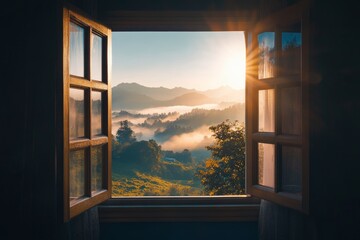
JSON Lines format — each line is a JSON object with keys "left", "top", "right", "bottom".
{"left": 112, "top": 82, "right": 195, "bottom": 101}
{"left": 112, "top": 89, "right": 161, "bottom": 110}
{"left": 112, "top": 89, "right": 215, "bottom": 110}
{"left": 112, "top": 82, "right": 244, "bottom": 110}
{"left": 163, "top": 92, "right": 216, "bottom": 106}
{"left": 201, "top": 86, "right": 245, "bottom": 103}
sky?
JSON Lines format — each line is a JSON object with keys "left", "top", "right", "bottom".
{"left": 112, "top": 31, "right": 246, "bottom": 91}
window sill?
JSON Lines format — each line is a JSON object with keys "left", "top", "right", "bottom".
{"left": 98, "top": 196, "right": 260, "bottom": 222}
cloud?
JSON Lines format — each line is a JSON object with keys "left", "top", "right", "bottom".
{"left": 161, "top": 125, "right": 214, "bottom": 151}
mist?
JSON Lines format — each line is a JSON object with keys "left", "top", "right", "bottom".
{"left": 160, "top": 125, "right": 214, "bottom": 151}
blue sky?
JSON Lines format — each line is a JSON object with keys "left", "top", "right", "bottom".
{"left": 112, "top": 32, "right": 246, "bottom": 91}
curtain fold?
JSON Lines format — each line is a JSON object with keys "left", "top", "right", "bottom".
{"left": 258, "top": 200, "right": 317, "bottom": 240}
{"left": 69, "top": 207, "right": 99, "bottom": 240}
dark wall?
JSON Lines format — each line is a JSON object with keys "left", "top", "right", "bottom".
{"left": 308, "top": 0, "right": 360, "bottom": 239}
{"left": 100, "top": 222, "right": 258, "bottom": 240}
{"left": 99, "top": 0, "right": 259, "bottom": 11}
{"left": 2, "top": 0, "right": 60, "bottom": 239}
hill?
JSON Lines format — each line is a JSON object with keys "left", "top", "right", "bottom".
{"left": 112, "top": 82, "right": 244, "bottom": 110}
{"left": 112, "top": 82, "right": 194, "bottom": 101}
{"left": 112, "top": 88, "right": 217, "bottom": 110}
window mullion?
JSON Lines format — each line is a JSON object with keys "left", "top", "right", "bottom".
{"left": 273, "top": 27, "right": 281, "bottom": 194}
{"left": 85, "top": 26, "right": 91, "bottom": 80}
{"left": 85, "top": 148, "right": 91, "bottom": 197}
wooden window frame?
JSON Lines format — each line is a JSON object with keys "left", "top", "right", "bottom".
{"left": 63, "top": 7, "right": 112, "bottom": 221}
{"left": 246, "top": 2, "right": 309, "bottom": 213}
{"left": 93, "top": 8, "right": 262, "bottom": 223}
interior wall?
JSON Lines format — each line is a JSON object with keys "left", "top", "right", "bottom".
{"left": 308, "top": 0, "right": 360, "bottom": 238}
{"left": 2, "top": 0, "right": 60, "bottom": 239}
{"left": 100, "top": 221, "right": 258, "bottom": 240}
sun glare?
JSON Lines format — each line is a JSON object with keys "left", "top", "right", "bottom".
{"left": 222, "top": 52, "right": 246, "bottom": 89}
{"left": 215, "top": 31, "right": 246, "bottom": 90}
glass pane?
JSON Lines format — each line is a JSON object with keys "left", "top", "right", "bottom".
{"left": 281, "top": 87, "right": 301, "bottom": 135}
{"left": 92, "top": 91, "right": 102, "bottom": 136}
{"left": 258, "top": 143, "right": 275, "bottom": 188}
{"left": 70, "top": 88, "right": 85, "bottom": 139}
{"left": 91, "top": 33, "right": 102, "bottom": 81}
{"left": 91, "top": 145, "right": 103, "bottom": 192}
{"left": 70, "top": 149, "right": 85, "bottom": 201}
{"left": 258, "top": 32, "right": 275, "bottom": 79}
{"left": 70, "top": 22, "right": 85, "bottom": 77}
{"left": 280, "top": 31, "right": 301, "bottom": 76}
{"left": 281, "top": 146, "right": 302, "bottom": 193}
{"left": 259, "top": 89, "right": 275, "bottom": 132}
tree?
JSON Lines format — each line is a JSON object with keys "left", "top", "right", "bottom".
{"left": 116, "top": 120, "right": 136, "bottom": 145}
{"left": 196, "top": 120, "right": 246, "bottom": 195}
{"left": 120, "top": 139, "right": 162, "bottom": 171}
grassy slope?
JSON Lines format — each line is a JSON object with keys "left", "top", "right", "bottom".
{"left": 112, "top": 160, "right": 203, "bottom": 196}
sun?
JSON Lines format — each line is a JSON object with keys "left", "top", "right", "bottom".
{"left": 222, "top": 52, "right": 246, "bottom": 89}
{"left": 220, "top": 37, "right": 246, "bottom": 90}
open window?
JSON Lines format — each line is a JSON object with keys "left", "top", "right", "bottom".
{"left": 62, "top": 8, "right": 112, "bottom": 221}
{"left": 62, "top": 1, "right": 309, "bottom": 222}
{"left": 246, "top": 2, "right": 309, "bottom": 212}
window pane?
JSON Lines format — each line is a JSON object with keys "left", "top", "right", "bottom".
{"left": 91, "top": 33, "right": 102, "bottom": 81}
{"left": 92, "top": 91, "right": 102, "bottom": 136}
{"left": 70, "top": 88, "right": 85, "bottom": 139}
{"left": 259, "top": 89, "right": 275, "bottom": 132}
{"left": 91, "top": 145, "right": 103, "bottom": 192}
{"left": 258, "top": 143, "right": 275, "bottom": 188}
{"left": 281, "top": 87, "right": 301, "bottom": 135}
{"left": 258, "top": 32, "right": 275, "bottom": 79}
{"left": 70, "top": 22, "right": 85, "bottom": 77}
{"left": 280, "top": 31, "right": 301, "bottom": 76}
{"left": 281, "top": 146, "right": 302, "bottom": 194}
{"left": 70, "top": 149, "right": 85, "bottom": 201}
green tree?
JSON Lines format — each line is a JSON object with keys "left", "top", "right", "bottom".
{"left": 197, "top": 120, "right": 246, "bottom": 195}
{"left": 120, "top": 139, "right": 162, "bottom": 171}
{"left": 116, "top": 120, "right": 136, "bottom": 145}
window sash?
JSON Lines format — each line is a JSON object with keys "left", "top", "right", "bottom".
{"left": 63, "top": 7, "right": 112, "bottom": 221}
{"left": 245, "top": 2, "right": 309, "bottom": 213}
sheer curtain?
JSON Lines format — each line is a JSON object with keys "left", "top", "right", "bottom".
{"left": 258, "top": 200, "right": 317, "bottom": 240}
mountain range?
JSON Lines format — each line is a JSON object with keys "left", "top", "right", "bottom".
{"left": 112, "top": 82, "right": 245, "bottom": 110}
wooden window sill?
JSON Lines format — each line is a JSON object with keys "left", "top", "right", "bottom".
{"left": 99, "top": 196, "right": 260, "bottom": 222}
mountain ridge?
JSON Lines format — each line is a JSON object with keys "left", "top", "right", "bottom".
{"left": 112, "top": 82, "right": 244, "bottom": 110}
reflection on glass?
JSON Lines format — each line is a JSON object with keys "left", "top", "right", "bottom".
{"left": 259, "top": 89, "right": 275, "bottom": 132}
{"left": 70, "top": 22, "right": 85, "bottom": 77}
{"left": 70, "top": 88, "right": 85, "bottom": 139}
{"left": 281, "top": 87, "right": 301, "bottom": 135}
{"left": 70, "top": 149, "right": 85, "bottom": 201}
{"left": 258, "top": 143, "right": 275, "bottom": 188}
{"left": 92, "top": 91, "right": 102, "bottom": 136}
{"left": 91, "top": 145, "right": 103, "bottom": 192}
{"left": 281, "top": 146, "right": 302, "bottom": 193}
{"left": 258, "top": 32, "right": 275, "bottom": 79}
{"left": 91, "top": 33, "right": 102, "bottom": 81}
{"left": 280, "top": 32, "right": 301, "bottom": 75}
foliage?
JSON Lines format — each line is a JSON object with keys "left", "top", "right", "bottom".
{"left": 151, "top": 104, "right": 245, "bottom": 142}
{"left": 162, "top": 149, "right": 194, "bottom": 164}
{"left": 112, "top": 163, "right": 202, "bottom": 196}
{"left": 118, "top": 139, "right": 162, "bottom": 170}
{"left": 196, "top": 120, "right": 246, "bottom": 195}
{"left": 154, "top": 124, "right": 193, "bottom": 142}
{"left": 116, "top": 120, "right": 136, "bottom": 145}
